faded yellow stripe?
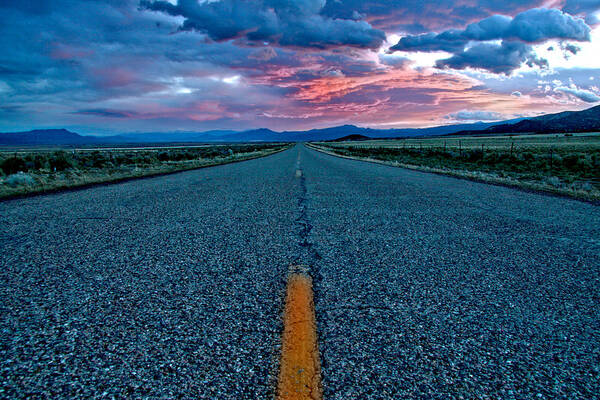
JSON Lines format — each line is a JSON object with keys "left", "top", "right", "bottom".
{"left": 277, "top": 273, "right": 322, "bottom": 400}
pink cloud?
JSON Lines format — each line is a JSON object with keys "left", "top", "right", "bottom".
{"left": 50, "top": 43, "right": 94, "bottom": 60}
{"left": 90, "top": 67, "right": 137, "bottom": 88}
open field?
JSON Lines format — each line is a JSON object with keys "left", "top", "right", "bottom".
{"left": 0, "top": 143, "right": 290, "bottom": 199}
{"left": 339, "top": 132, "right": 600, "bottom": 150}
{"left": 311, "top": 133, "right": 600, "bottom": 202}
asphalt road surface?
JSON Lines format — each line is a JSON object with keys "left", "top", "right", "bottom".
{"left": 1, "top": 145, "right": 599, "bottom": 399}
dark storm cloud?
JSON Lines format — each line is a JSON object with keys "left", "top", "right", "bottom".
{"left": 0, "top": 105, "right": 23, "bottom": 114}
{"left": 436, "top": 41, "right": 548, "bottom": 74}
{"left": 73, "top": 109, "right": 138, "bottom": 118}
{"left": 391, "top": 8, "right": 591, "bottom": 73}
{"left": 391, "top": 8, "right": 590, "bottom": 52}
{"left": 141, "top": 0, "right": 386, "bottom": 49}
{"left": 321, "top": 0, "right": 546, "bottom": 32}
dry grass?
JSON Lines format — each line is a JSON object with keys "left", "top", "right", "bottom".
{"left": 0, "top": 144, "right": 290, "bottom": 199}
{"left": 309, "top": 136, "right": 600, "bottom": 203}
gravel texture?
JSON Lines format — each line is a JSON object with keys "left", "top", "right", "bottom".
{"left": 301, "top": 146, "right": 600, "bottom": 399}
{"left": 1, "top": 144, "right": 599, "bottom": 399}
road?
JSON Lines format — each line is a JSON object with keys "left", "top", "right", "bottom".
{"left": 1, "top": 144, "right": 599, "bottom": 399}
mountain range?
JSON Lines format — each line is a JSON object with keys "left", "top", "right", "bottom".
{"left": 1, "top": 105, "right": 599, "bottom": 146}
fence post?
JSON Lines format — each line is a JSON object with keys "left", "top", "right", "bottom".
{"left": 549, "top": 148, "right": 553, "bottom": 172}
{"left": 510, "top": 142, "right": 514, "bottom": 157}
{"left": 459, "top": 140, "right": 462, "bottom": 157}
{"left": 444, "top": 141, "right": 447, "bottom": 152}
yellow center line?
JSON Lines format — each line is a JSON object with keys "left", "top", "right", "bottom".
{"left": 277, "top": 272, "right": 322, "bottom": 400}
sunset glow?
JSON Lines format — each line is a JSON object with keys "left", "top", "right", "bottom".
{"left": 1, "top": 0, "right": 600, "bottom": 134}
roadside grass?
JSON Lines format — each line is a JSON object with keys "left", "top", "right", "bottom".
{"left": 0, "top": 144, "right": 290, "bottom": 199}
{"left": 310, "top": 133, "right": 600, "bottom": 202}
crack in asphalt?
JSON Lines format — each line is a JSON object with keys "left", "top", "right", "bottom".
{"left": 294, "top": 165, "right": 322, "bottom": 269}
{"left": 290, "top": 148, "right": 327, "bottom": 399}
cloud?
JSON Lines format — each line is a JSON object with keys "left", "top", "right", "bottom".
{"left": 73, "top": 109, "right": 138, "bottom": 118}
{"left": 0, "top": 0, "right": 597, "bottom": 133}
{"left": 504, "top": 8, "right": 590, "bottom": 42}
{"left": 391, "top": 8, "right": 590, "bottom": 52}
{"left": 390, "top": 8, "right": 591, "bottom": 73}
{"left": 321, "top": 0, "right": 547, "bottom": 32}
{"left": 141, "top": 0, "right": 386, "bottom": 49}
{"left": 436, "top": 41, "right": 548, "bottom": 74}
{"left": 448, "top": 109, "right": 505, "bottom": 121}
{"left": 378, "top": 54, "right": 411, "bottom": 67}
{"left": 562, "top": 0, "right": 600, "bottom": 23}
{"left": 555, "top": 86, "right": 600, "bottom": 102}
{"left": 562, "top": 43, "right": 581, "bottom": 54}
{"left": 248, "top": 47, "right": 278, "bottom": 61}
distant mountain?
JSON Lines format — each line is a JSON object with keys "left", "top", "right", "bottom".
{"left": 220, "top": 128, "right": 282, "bottom": 142}
{"left": 0, "top": 129, "right": 99, "bottom": 145}
{"left": 454, "top": 105, "right": 600, "bottom": 135}
{"left": 331, "top": 134, "right": 371, "bottom": 142}
{"left": 2, "top": 105, "right": 598, "bottom": 145}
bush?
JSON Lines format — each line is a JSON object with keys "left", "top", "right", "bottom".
{"left": 5, "top": 172, "right": 36, "bottom": 187}
{"left": 1, "top": 156, "right": 27, "bottom": 174}
{"left": 89, "top": 151, "right": 109, "bottom": 168}
{"left": 466, "top": 150, "right": 484, "bottom": 162}
{"left": 33, "top": 155, "right": 48, "bottom": 170}
{"left": 545, "top": 176, "right": 562, "bottom": 188}
{"left": 48, "top": 152, "right": 74, "bottom": 171}
{"left": 577, "top": 155, "right": 593, "bottom": 170}
{"left": 521, "top": 152, "right": 534, "bottom": 161}
{"left": 157, "top": 151, "right": 170, "bottom": 162}
{"left": 562, "top": 154, "right": 580, "bottom": 169}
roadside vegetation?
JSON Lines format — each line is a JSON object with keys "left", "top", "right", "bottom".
{"left": 0, "top": 144, "right": 289, "bottom": 199}
{"left": 310, "top": 133, "right": 600, "bottom": 202}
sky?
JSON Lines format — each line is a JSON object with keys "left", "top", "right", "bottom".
{"left": 1, "top": 0, "right": 600, "bottom": 134}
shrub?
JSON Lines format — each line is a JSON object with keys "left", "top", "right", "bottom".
{"left": 157, "top": 151, "right": 170, "bottom": 162}
{"left": 48, "top": 152, "right": 74, "bottom": 171}
{"left": 466, "top": 150, "right": 483, "bottom": 162}
{"left": 576, "top": 155, "right": 593, "bottom": 170}
{"left": 562, "top": 154, "right": 580, "bottom": 169}
{"left": 88, "top": 151, "right": 109, "bottom": 168}
{"left": 546, "top": 176, "right": 562, "bottom": 188}
{"left": 5, "top": 172, "right": 36, "bottom": 187}
{"left": 1, "top": 156, "right": 27, "bottom": 174}
{"left": 33, "top": 155, "right": 48, "bottom": 170}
